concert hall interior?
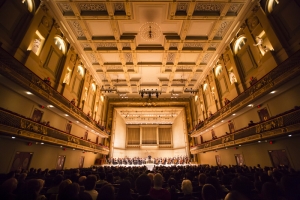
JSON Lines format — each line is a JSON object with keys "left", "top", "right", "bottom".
{"left": 0, "top": 0, "right": 300, "bottom": 173}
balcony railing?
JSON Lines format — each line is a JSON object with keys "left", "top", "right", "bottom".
{"left": 0, "top": 108, "right": 109, "bottom": 154}
{"left": 190, "top": 107, "right": 300, "bottom": 154}
{"left": 0, "top": 47, "right": 109, "bottom": 137}
{"left": 191, "top": 50, "right": 300, "bottom": 137}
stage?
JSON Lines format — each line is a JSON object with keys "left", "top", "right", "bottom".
{"left": 100, "top": 163, "right": 195, "bottom": 171}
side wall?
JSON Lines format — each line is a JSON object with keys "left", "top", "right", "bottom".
{"left": 197, "top": 135, "right": 300, "bottom": 170}
{"left": 0, "top": 137, "right": 100, "bottom": 173}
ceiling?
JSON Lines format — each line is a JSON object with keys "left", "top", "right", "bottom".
{"left": 47, "top": 0, "right": 253, "bottom": 99}
{"left": 44, "top": 0, "right": 254, "bottom": 125}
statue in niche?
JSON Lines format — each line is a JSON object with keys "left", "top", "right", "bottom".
{"left": 63, "top": 69, "right": 72, "bottom": 84}
{"left": 223, "top": 54, "right": 230, "bottom": 63}
{"left": 247, "top": 16, "right": 260, "bottom": 31}
{"left": 42, "top": 16, "right": 49, "bottom": 27}
{"left": 32, "top": 38, "right": 41, "bottom": 54}
{"left": 229, "top": 72, "right": 237, "bottom": 84}
{"left": 70, "top": 54, "right": 76, "bottom": 62}
{"left": 253, "top": 36, "right": 270, "bottom": 55}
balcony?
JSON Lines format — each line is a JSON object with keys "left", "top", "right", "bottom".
{"left": 191, "top": 50, "right": 300, "bottom": 137}
{"left": 0, "top": 47, "right": 109, "bottom": 137}
{"left": 0, "top": 108, "right": 109, "bottom": 154}
{"left": 190, "top": 107, "right": 300, "bottom": 154}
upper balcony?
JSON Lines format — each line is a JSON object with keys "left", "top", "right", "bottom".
{"left": 191, "top": 50, "right": 300, "bottom": 137}
{"left": 0, "top": 107, "right": 109, "bottom": 154}
{"left": 0, "top": 47, "right": 109, "bottom": 138}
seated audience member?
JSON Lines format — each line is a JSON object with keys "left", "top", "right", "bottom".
{"left": 18, "top": 179, "right": 46, "bottom": 200}
{"left": 15, "top": 173, "right": 27, "bottom": 195}
{"left": 135, "top": 174, "right": 154, "bottom": 200}
{"left": 179, "top": 179, "right": 199, "bottom": 200}
{"left": 224, "top": 191, "right": 249, "bottom": 200}
{"left": 202, "top": 184, "right": 217, "bottom": 200}
{"left": 84, "top": 175, "right": 98, "bottom": 200}
{"left": 96, "top": 172, "right": 108, "bottom": 186}
{"left": 0, "top": 177, "right": 18, "bottom": 200}
{"left": 231, "top": 176, "right": 254, "bottom": 200}
{"left": 248, "top": 121, "right": 255, "bottom": 127}
{"left": 116, "top": 180, "right": 134, "bottom": 200}
{"left": 47, "top": 174, "right": 64, "bottom": 195}
{"left": 147, "top": 173, "right": 154, "bottom": 187}
{"left": 261, "top": 182, "right": 284, "bottom": 200}
{"left": 149, "top": 173, "right": 171, "bottom": 200}
{"left": 193, "top": 173, "right": 206, "bottom": 193}
{"left": 59, "top": 183, "right": 80, "bottom": 200}
{"left": 97, "top": 183, "right": 115, "bottom": 200}
{"left": 57, "top": 179, "right": 72, "bottom": 200}
{"left": 78, "top": 176, "right": 87, "bottom": 186}
{"left": 205, "top": 177, "right": 228, "bottom": 199}
{"left": 78, "top": 191, "right": 93, "bottom": 200}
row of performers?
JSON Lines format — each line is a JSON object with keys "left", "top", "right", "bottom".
{"left": 107, "top": 156, "right": 190, "bottom": 165}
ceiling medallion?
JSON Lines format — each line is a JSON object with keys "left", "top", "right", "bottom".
{"left": 139, "top": 22, "right": 161, "bottom": 41}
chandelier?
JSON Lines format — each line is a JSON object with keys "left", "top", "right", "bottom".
{"left": 140, "top": 22, "right": 161, "bottom": 41}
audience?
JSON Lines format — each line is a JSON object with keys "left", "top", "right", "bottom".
{"left": 0, "top": 163, "right": 299, "bottom": 200}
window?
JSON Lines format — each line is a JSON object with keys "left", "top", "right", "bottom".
{"left": 54, "top": 36, "right": 66, "bottom": 54}
{"left": 28, "top": 30, "right": 45, "bottom": 56}
{"left": 234, "top": 36, "right": 247, "bottom": 54}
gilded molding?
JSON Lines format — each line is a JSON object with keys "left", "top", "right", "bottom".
{"left": 256, "top": 117, "right": 283, "bottom": 133}
{"left": 20, "top": 119, "right": 47, "bottom": 135}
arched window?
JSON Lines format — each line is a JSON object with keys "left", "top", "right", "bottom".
{"left": 266, "top": 0, "right": 279, "bottom": 13}
{"left": 233, "top": 36, "right": 247, "bottom": 54}
{"left": 215, "top": 64, "right": 222, "bottom": 76}
{"left": 22, "top": 0, "right": 34, "bottom": 12}
{"left": 54, "top": 36, "right": 66, "bottom": 54}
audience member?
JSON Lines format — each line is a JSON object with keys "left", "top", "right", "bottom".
{"left": 116, "top": 180, "right": 134, "bottom": 200}
{"left": 179, "top": 179, "right": 199, "bottom": 200}
{"left": 97, "top": 183, "right": 115, "bottom": 200}
{"left": 149, "top": 173, "right": 171, "bottom": 200}
{"left": 0, "top": 177, "right": 18, "bottom": 200}
{"left": 84, "top": 175, "right": 98, "bottom": 200}
{"left": 202, "top": 184, "right": 217, "bottom": 200}
{"left": 135, "top": 174, "right": 153, "bottom": 200}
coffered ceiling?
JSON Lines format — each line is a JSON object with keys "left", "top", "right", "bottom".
{"left": 46, "top": 0, "right": 254, "bottom": 99}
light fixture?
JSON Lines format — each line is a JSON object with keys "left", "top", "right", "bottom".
{"left": 41, "top": 142, "right": 44, "bottom": 144}
{"left": 12, "top": 137, "right": 15, "bottom": 139}
{"left": 65, "top": 114, "right": 69, "bottom": 116}
{"left": 258, "top": 141, "right": 261, "bottom": 143}
{"left": 248, "top": 104, "right": 253, "bottom": 107}
{"left": 139, "top": 89, "right": 161, "bottom": 98}
{"left": 270, "top": 91, "right": 276, "bottom": 94}
{"left": 48, "top": 105, "right": 54, "bottom": 108}
{"left": 26, "top": 91, "right": 32, "bottom": 95}
{"left": 232, "top": 113, "right": 236, "bottom": 116}
{"left": 100, "top": 73, "right": 117, "bottom": 93}
{"left": 184, "top": 88, "right": 198, "bottom": 94}
{"left": 140, "top": 22, "right": 161, "bottom": 41}
{"left": 288, "top": 134, "right": 292, "bottom": 137}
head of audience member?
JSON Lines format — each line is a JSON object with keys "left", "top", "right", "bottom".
{"left": 198, "top": 173, "right": 207, "bottom": 186}
{"left": 53, "top": 174, "right": 64, "bottom": 186}
{"left": 136, "top": 174, "right": 152, "bottom": 196}
{"left": 99, "top": 172, "right": 106, "bottom": 180}
{"left": 181, "top": 179, "right": 193, "bottom": 195}
{"left": 58, "top": 179, "right": 72, "bottom": 196}
{"left": 97, "top": 183, "right": 115, "bottom": 200}
{"left": 59, "top": 183, "right": 80, "bottom": 200}
{"left": 85, "top": 175, "right": 97, "bottom": 191}
{"left": 153, "top": 173, "right": 163, "bottom": 188}
{"left": 18, "top": 173, "right": 27, "bottom": 182}
{"left": 117, "top": 180, "right": 132, "bottom": 197}
{"left": 147, "top": 173, "right": 154, "bottom": 186}
{"left": 78, "top": 191, "right": 93, "bottom": 200}
{"left": 78, "top": 176, "right": 87, "bottom": 186}
{"left": 261, "top": 182, "right": 281, "bottom": 200}
{"left": 0, "top": 177, "right": 18, "bottom": 198}
{"left": 202, "top": 184, "right": 217, "bottom": 200}
{"left": 224, "top": 191, "right": 249, "bottom": 200}
{"left": 231, "top": 176, "right": 253, "bottom": 198}
{"left": 18, "top": 179, "right": 45, "bottom": 200}
{"left": 106, "top": 173, "right": 114, "bottom": 184}
{"left": 168, "top": 178, "right": 177, "bottom": 190}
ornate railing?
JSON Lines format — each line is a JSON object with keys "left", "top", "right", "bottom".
{"left": 0, "top": 47, "right": 109, "bottom": 137}
{"left": 0, "top": 108, "right": 109, "bottom": 154}
{"left": 190, "top": 108, "right": 300, "bottom": 154}
{"left": 191, "top": 50, "right": 300, "bottom": 137}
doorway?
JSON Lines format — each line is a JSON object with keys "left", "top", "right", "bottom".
{"left": 56, "top": 155, "right": 66, "bottom": 170}
{"left": 268, "top": 149, "right": 290, "bottom": 168}
{"left": 10, "top": 152, "right": 33, "bottom": 172}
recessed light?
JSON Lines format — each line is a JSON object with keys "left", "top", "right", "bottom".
{"left": 248, "top": 104, "right": 253, "bottom": 107}
{"left": 239, "top": 145, "right": 241, "bottom": 146}
{"left": 270, "top": 91, "right": 276, "bottom": 94}
{"left": 41, "top": 142, "right": 44, "bottom": 144}
{"left": 232, "top": 113, "right": 236, "bottom": 116}
{"left": 73, "top": 148, "right": 75, "bottom": 150}
{"left": 26, "top": 92, "right": 32, "bottom": 95}
{"left": 60, "top": 146, "right": 62, "bottom": 148}
{"left": 258, "top": 141, "right": 261, "bottom": 143}
{"left": 221, "top": 120, "right": 224, "bottom": 122}
{"left": 288, "top": 134, "right": 292, "bottom": 137}
{"left": 12, "top": 137, "right": 15, "bottom": 139}
{"left": 226, "top": 147, "right": 228, "bottom": 149}
{"left": 48, "top": 105, "right": 54, "bottom": 108}
{"left": 76, "top": 121, "right": 79, "bottom": 123}
{"left": 65, "top": 114, "right": 69, "bottom": 116}
{"left": 85, "top": 126, "right": 87, "bottom": 128}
